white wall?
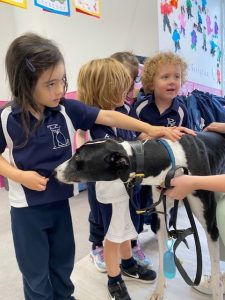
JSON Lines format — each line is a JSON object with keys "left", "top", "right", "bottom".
{"left": 0, "top": 0, "right": 159, "bottom": 99}
{"left": 0, "top": 5, "right": 16, "bottom": 100}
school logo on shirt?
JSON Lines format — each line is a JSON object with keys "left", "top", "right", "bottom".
{"left": 47, "top": 124, "right": 70, "bottom": 149}
{"left": 167, "top": 118, "right": 176, "bottom": 127}
{"left": 200, "top": 117, "right": 205, "bottom": 130}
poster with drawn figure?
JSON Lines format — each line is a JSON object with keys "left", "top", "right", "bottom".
{"left": 0, "top": 0, "right": 26, "bottom": 8}
{"left": 34, "top": 0, "right": 70, "bottom": 16}
{"left": 158, "top": 0, "right": 222, "bottom": 91}
{"left": 74, "top": 0, "right": 100, "bottom": 17}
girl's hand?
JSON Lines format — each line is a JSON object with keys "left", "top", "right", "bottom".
{"left": 19, "top": 171, "right": 49, "bottom": 191}
{"left": 176, "top": 126, "right": 196, "bottom": 136}
{"left": 150, "top": 126, "right": 196, "bottom": 142}
{"left": 203, "top": 122, "right": 225, "bottom": 134}
{"left": 151, "top": 126, "right": 182, "bottom": 142}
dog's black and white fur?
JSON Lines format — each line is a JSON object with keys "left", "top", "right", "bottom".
{"left": 55, "top": 132, "right": 225, "bottom": 300}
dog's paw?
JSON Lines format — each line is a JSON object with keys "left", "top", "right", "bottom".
{"left": 149, "top": 293, "right": 164, "bottom": 300}
{"left": 150, "top": 285, "right": 165, "bottom": 300}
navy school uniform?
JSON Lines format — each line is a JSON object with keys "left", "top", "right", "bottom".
{"left": 132, "top": 89, "right": 190, "bottom": 128}
{"left": 131, "top": 91, "right": 190, "bottom": 232}
{"left": 0, "top": 98, "right": 99, "bottom": 300}
{"left": 88, "top": 105, "right": 142, "bottom": 245}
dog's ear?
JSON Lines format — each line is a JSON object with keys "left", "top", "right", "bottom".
{"left": 105, "top": 152, "right": 130, "bottom": 182}
{"left": 106, "top": 152, "right": 129, "bottom": 166}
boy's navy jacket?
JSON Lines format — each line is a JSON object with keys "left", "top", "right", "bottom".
{"left": 132, "top": 89, "right": 190, "bottom": 128}
{"left": 178, "top": 89, "right": 225, "bottom": 131}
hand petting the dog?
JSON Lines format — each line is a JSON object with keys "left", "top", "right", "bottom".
{"left": 204, "top": 122, "right": 225, "bottom": 134}
{"left": 176, "top": 126, "right": 196, "bottom": 136}
{"left": 148, "top": 126, "right": 196, "bottom": 142}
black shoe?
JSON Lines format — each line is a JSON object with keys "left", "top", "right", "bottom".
{"left": 108, "top": 280, "right": 131, "bottom": 300}
{"left": 121, "top": 262, "right": 157, "bottom": 283}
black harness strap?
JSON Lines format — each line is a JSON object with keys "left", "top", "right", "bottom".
{"left": 163, "top": 165, "right": 202, "bottom": 286}
{"left": 174, "top": 198, "right": 202, "bottom": 286}
{"left": 126, "top": 140, "right": 165, "bottom": 215}
{"left": 125, "top": 139, "right": 202, "bottom": 286}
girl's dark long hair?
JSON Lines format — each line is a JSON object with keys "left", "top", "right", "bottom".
{"left": 5, "top": 32, "right": 68, "bottom": 147}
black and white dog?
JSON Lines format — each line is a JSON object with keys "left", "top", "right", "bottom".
{"left": 55, "top": 132, "right": 225, "bottom": 300}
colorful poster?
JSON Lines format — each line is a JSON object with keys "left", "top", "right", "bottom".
{"left": 34, "top": 0, "right": 70, "bottom": 16}
{"left": 74, "top": 0, "right": 100, "bottom": 18}
{"left": 158, "top": 0, "right": 222, "bottom": 92}
{"left": 0, "top": 0, "right": 27, "bottom": 8}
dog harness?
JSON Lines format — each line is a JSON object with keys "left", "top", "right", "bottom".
{"left": 125, "top": 139, "right": 203, "bottom": 286}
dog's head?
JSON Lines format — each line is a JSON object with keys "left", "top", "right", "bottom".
{"left": 55, "top": 139, "right": 131, "bottom": 184}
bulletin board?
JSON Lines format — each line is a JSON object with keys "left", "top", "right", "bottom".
{"left": 158, "top": 0, "right": 222, "bottom": 94}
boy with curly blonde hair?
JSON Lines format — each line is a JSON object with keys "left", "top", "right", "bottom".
{"left": 133, "top": 50, "right": 189, "bottom": 135}
{"left": 131, "top": 51, "right": 190, "bottom": 234}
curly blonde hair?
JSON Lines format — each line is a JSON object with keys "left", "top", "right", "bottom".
{"left": 142, "top": 51, "right": 187, "bottom": 93}
{"left": 77, "top": 58, "right": 131, "bottom": 110}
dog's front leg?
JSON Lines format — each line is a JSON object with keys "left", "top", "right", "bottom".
{"left": 191, "top": 198, "right": 223, "bottom": 300}
{"left": 150, "top": 188, "right": 167, "bottom": 300}
{"left": 206, "top": 235, "right": 223, "bottom": 300}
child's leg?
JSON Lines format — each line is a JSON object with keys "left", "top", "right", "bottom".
{"left": 105, "top": 239, "right": 132, "bottom": 300}
{"left": 11, "top": 205, "right": 54, "bottom": 300}
{"left": 87, "top": 182, "right": 106, "bottom": 272}
{"left": 87, "top": 182, "right": 105, "bottom": 248}
{"left": 48, "top": 200, "right": 75, "bottom": 299}
{"left": 120, "top": 240, "right": 157, "bottom": 284}
{"left": 130, "top": 186, "right": 153, "bottom": 267}
{"left": 104, "top": 239, "right": 121, "bottom": 276}
{"left": 120, "top": 240, "right": 132, "bottom": 260}
{"left": 11, "top": 200, "right": 75, "bottom": 300}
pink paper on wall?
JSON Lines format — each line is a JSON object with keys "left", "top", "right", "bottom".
{"left": 180, "top": 81, "right": 222, "bottom": 96}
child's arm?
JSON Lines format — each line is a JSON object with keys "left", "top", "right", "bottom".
{"left": 76, "top": 129, "right": 87, "bottom": 148}
{"left": 96, "top": 110, "right": 195, "bottom": 142}
{"left": 0, "top": 154, "right": 49, "bottom": 191}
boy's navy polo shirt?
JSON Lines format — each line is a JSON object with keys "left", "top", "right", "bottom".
{"left": 89, "top": 105, "right": 136, "bottom": 141}
{"left": 0, "top": 98, "right": 99, "bottom": 208}
{"left": 131, "top": 92, "right": 189, "bottom": 128}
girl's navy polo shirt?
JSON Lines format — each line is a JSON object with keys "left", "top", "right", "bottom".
{"left": 131, "top": 92, "right": 189, "bottom": 128}
{"left": 0, "top": 98, "right": 99, "bottom": 207}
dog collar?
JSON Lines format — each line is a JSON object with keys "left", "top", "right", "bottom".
{"left": 157, "top": 139, "right": 176, "bottom": 169}
{"left": 128, "top": 140, "right": 145, "bottom": 183}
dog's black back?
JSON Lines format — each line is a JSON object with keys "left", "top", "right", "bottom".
{"left": 169, "top": 132, "right": 225, "bottom": 241}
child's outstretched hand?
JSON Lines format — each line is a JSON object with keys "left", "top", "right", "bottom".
{"left": 176, "top": 126, "right": 196, "bottom": 136}
{"left": 19, "top": 170, "right": 49, "bottom": 191}
{"left": 152, "top": 126, "right": 196, "bottom": 142}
